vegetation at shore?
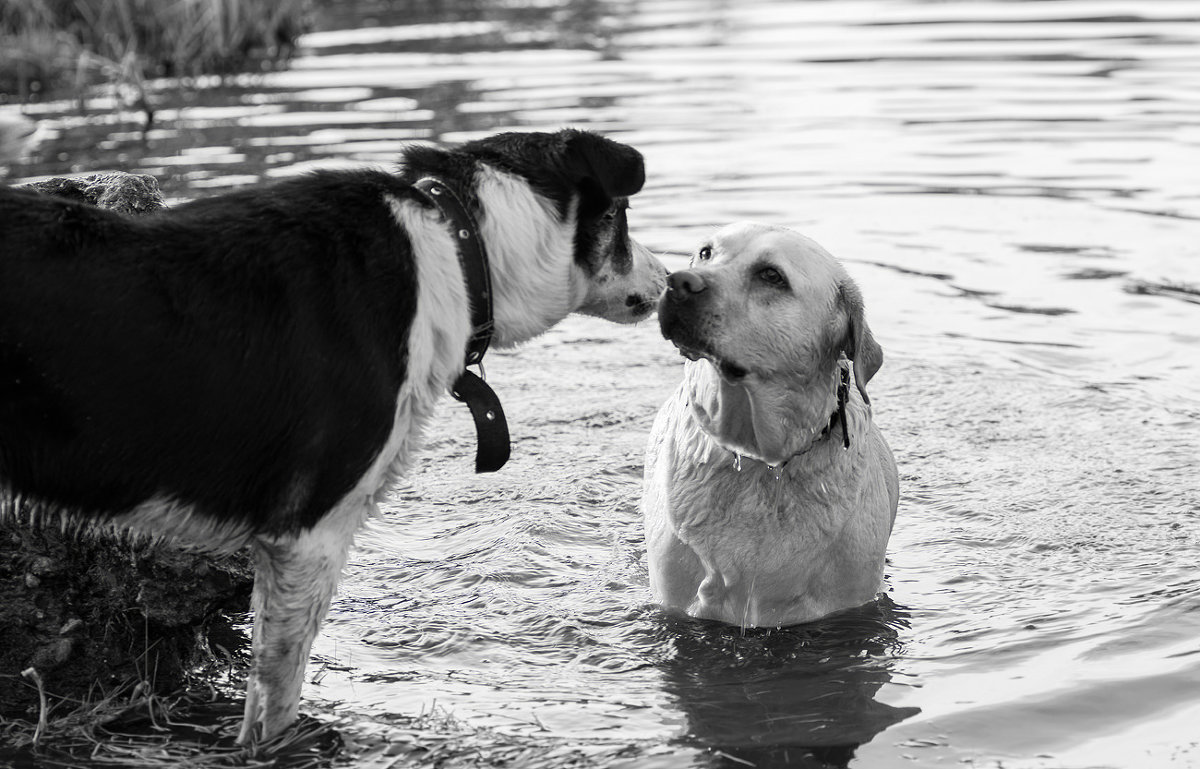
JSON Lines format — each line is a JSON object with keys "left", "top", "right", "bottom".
{"left": 0, "top": 683, "right": 655, "bottom": 769}
{"left": 0, "top": 0, "right": 314, "bottom": 110}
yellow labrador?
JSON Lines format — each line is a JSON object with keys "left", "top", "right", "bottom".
{"left": 643, "top": 222, "right": 898, "bottom": 628}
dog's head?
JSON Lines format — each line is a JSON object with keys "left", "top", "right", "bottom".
{"left": 461, "top": 129, "right": 666, "bottom": 324}
{"left": 660, "top": 222, "right": 882, "bottom": 397}
{"left": 403, "top": 129, "right": 667, "bottom": 337}
{"left": 658, "top": 222, "right": 883, "bottom": 460}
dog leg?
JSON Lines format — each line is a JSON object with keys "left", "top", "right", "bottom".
{"left": 236, "top": 496, "right": 371, "bottom": 744}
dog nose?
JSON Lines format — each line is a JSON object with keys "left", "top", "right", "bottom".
{"left": 667, "top": 270, "right": 706, "bottom": 297}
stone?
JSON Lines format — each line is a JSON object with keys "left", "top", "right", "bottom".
{"left": 23, "top": 171, "right": 167, "bottom": 214}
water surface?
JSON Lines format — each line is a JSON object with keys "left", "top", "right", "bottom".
{"left": 5, "top": 1, "right": 1199, "bottom": 766}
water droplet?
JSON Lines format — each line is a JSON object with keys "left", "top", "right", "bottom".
{"left": 485, "top": 410, "right": 495, "bottom": 421}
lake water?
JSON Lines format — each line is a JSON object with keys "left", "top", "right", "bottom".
{"left": 5, "top": 0, "right": 1200, "bottom": 766}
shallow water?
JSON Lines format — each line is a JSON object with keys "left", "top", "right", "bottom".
{"left": 5, "top": 0, "right": 1200, "bottom": 766}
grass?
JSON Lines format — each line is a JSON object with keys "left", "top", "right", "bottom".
{"left": 0, "top": 680, "right": 660, "bottom": 769}
{"left": 1, "top": 674, "right": 344, "bottom": 768}
{"left": 0, "top": 0, "right": 314, "bottom": 123}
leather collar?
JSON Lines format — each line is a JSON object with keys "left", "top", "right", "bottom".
{"left": 412, "top": 177, "right": 510, "bottom": 473}
{"left": 834, "top": 363, "right": 851, "bottom": 450}
{"left": 742, "top": 364, "right": 852, "bottom": 471}
{"left": 785, "top": 363, "right": 852, "bottom": 463}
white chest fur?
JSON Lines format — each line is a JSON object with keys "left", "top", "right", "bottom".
{"left": 643, "top": 385, "right": 898, "bottom": 629}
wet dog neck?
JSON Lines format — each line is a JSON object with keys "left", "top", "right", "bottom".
{"left": 684, "top": 360, "right": 849, "bottom": 467}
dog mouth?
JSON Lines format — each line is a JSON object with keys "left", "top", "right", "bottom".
{"left": 626, "top": 294, "right": 657, "bottom": 319}
{"left": 672, "top": 341, "right": 749, "bottom": 382}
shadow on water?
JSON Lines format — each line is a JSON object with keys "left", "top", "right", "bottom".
{"left": 650, "top": 598, "right": 919, "bottom": 768}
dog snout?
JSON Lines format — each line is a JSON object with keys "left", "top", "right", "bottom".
{"left": 628, "top": 264, "right": 669, "bottom": 308}
{"left": 667, "top": 270, "right": 706, "bottom": 299}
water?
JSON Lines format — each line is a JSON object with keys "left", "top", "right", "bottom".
{"left": 5, "top": 0, "right": 1200, "bottom": 766}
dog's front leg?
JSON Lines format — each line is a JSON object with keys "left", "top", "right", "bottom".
{"left": 237, "top": 497, "right": 371, "bottom": 744}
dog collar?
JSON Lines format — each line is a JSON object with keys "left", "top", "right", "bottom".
{"left": 412, "top": 177, "right": 510, "bottom": 473}
{"left": 834, "top": 363, "right": 851, "bottom": 450}
{"left": 749, "top": 365, "right": 851, "bottom": 470}
{"left": 789, "top": 364, "right": 851, "bottom": 461}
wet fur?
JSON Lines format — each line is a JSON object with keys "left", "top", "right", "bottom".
{"left": 0, "top": 129, "right": 667, "bottom": 742}
{"left": 643, "top": 222, "right": 898, "bottom": 628}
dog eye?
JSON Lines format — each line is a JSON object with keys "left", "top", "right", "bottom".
{"left": 757, "top": 267, "right": 788, "bottom": 287}
{"left": 698, "top": 245, "right": 712, "bottom": 261}
{"left": 602, "top": 200, "right": 629, "bottom": 222}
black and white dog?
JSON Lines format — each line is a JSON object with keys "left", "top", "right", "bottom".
{"left": 0, "top": 129, "right": 666, "bottom": 742}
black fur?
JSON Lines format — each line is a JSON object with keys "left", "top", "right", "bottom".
{"left": 0, "top": 172, "right": 418, "bottom": 535}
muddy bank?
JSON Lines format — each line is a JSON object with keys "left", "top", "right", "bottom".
{"left": 0, "top": 520, "right": 253, "bottom": 712}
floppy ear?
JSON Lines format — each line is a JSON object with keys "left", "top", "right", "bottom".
{"left": 838, "top": 280, "right": 883, "bottom": 404}
{"left": 560, "top": 129, "right": 646, "bottom": 219}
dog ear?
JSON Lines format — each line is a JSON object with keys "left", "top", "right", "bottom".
{"left": 838, "top": 280, "right": 883, "bottom": 404}
{"left": 560, "top": 129, "right": 645, "bottom": 219}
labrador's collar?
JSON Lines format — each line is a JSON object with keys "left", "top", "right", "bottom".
{"left": 834, "top": 362, "right": 851, "bottom": 450}
{"left": 742, "top": 364, "right": 852, "bottom": 471}
{"left": 412, "top": 177, "right": 510, "bottom": 473}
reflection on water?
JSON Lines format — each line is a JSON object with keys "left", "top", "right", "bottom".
{"left": 653, "top": 600, "right": 919, "bottom": 767}
{"left": 5, "top": 0, "right": 1200, "bottom": 766}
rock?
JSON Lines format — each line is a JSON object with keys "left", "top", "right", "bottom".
{"left": 0, "top": 172, "right": 253, "bottom": 716}
{"left": 23, "top": 171, "right": 167, "bottom": 214}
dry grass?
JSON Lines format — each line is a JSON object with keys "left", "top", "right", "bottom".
{"left": 0, "top": 675, "right": 658, "bottom": 769}
{"left": 0, "top": 617, "right": 344, "bottom": 768}
{"left": 0, "top": 677, "right": 343, "bottom": 769}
